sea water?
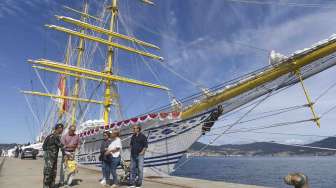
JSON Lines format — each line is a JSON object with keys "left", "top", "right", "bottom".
{"left": 173, "top": 156, "right": 336, "bottom": 188}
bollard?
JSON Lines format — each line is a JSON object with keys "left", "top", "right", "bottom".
{"left": 284, "top": 173, "right": 309, "bottom": 188}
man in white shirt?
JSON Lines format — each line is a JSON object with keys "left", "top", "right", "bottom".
{"left": 105, "top": 129, "right": 122, "bottom": 187}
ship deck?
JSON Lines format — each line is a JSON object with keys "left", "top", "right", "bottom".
{"left": 0, "top": 157, "right": 269, "bottom": 188}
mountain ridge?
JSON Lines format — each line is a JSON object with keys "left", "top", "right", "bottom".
{"left": 190, "top": 137, "right": 336, "bottom": 156}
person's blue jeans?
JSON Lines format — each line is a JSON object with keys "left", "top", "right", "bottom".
{"left": 110, "top": 156, "right": 121, "bottom": 185}
{"left": 102, "top": 160, "right": 110, "bottom": 181}
{"left": 130, "top": 155, "right": 144, "bottom": 186}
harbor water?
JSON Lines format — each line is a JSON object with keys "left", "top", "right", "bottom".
{"left": 174, "top": 156, "right": 336, "bottom": 188}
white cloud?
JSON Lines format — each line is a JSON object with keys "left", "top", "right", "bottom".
{"left": 0, "top": 0, "right": 58, "bottom": 19}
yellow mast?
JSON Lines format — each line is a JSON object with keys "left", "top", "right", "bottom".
{"left": 71, "top": 2, "right": 88, "bottom": 125}
{"left": 103, "top": 0, "right": 118, "bottom": 124}
{"left": 23, "top": 1, "right": 168, "bottom": 126}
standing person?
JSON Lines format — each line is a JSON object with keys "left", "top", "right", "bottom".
{"left": 59, "top": 125, "right": 80, "bottom": 186}
{"left": 129, "top": 125, "right": 148, "bottom": 188}
{"left": 105, "top": 129, "right": 122, "bottom": 187}
{"left": 14, "top": 145, "right": 19, "bottom": 158}
{"left": 18, "top": 145, "right": 22, "bottom": 158}
{"left": 42, "top": 123, "right": 66, "bottom": 188}
{"left": 99, "top": 130, "right": 112, "bottom": 186}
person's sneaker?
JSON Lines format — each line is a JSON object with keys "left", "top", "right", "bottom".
{"left": 111, "top": 184, "right": 118, "bottom": 188}
{"left": 58, "top": 182, "right": 64, "bottom": 187}
{"left": 128, "top": 186, "right": 135, "bottom": 188}
{"left": 100, "top": 179, "right": 106, "bottom": 186}
{"left": 135, "top": 186, "right": 141, "bottom": 188}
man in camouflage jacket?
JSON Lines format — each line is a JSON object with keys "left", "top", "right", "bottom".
{"left": 42, "top": 123, "right": 66, "bottom": 188}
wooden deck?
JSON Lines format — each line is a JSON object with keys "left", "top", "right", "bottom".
{"left": 0, "top": 157, "right": 269, "bottom": 188}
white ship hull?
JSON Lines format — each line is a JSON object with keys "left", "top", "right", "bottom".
{"left": 76, "top": 112, "right": 212, "bottom": 176}
{"left": 76, "top": 49, "right": 336, "bottom": 176}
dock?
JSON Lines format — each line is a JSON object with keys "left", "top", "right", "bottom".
{"left": 0, "top": 157, "right": 268, "bottom": 188}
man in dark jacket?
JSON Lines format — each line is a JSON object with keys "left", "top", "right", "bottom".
{"left": 129, "top": 125, "right": 148, "bottom": 188}
{"left": 100, "top": 130, "right": 112, "bottom": 186}
{"left": 42, "top": 123, "right": 66, "bottom": 188}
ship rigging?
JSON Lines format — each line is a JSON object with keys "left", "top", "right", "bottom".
{"left": 21, "top": 0, "right": 336, "bottom": 175}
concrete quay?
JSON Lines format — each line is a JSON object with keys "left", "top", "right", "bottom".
{"left": 0, "top": 157, "right": 269, "bottom": 188}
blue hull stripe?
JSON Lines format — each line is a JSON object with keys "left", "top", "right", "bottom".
{"left": 83, "top": 160, "right": 179, "bottom": 168}
{"left": 144, "top": 160, "right": 178, "bottom": 167}
{"left": 145, "top": 150, "right": 186, "bottom": 160}
{"left": 80, "top": 155, "right": 181, "bottom": 166}
{"left": 77, "top": 150, "right": 186, "bottom": 160}
{"left": 145, "top": 155, "right": 183, "bottom": 164}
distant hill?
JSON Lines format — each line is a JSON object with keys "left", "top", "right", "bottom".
{"left": 190, "top": 137, "right": 336, "bottom": 156}
{"left": 307, "top": 137, "right": 336, "bottom": 148}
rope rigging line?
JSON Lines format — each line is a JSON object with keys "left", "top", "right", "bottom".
{"left": 64, "top": 4, "right": 111, "bottom": 124}
{"left": 118, "top": 6, "right": 177, "bottom": 118}
{"left": 174, "top": 90, "right": 276, "bottom": 171}
{"left": 249, "top": 104, "right": 306, "bottom": 115}
{"left": 160, "top": 61, "right": 206, "bottom": 89}
{"left": 223, "top": 0, "right": 336, "bottom": 9}
{"left": 141, "top": 51, "right": 336, "bottom": 115}
{"left": 320, "top": 103, "right": 336, "bottom": 118}
{"left": 29, "top": 80, "right": 44, "bottom": 130}
{"left": 25, "top": 116, "right": 35, "bottom": 142}
{"left": 206, "top": 104, "right": 304, "bottom": 131}
{"left": 174, "top": 74, "right": 294, "bottom": 170}
{"left": 209, "top": 104, "right": 307, "bottom": 131}
{"left": 142, "top": 62, "right": 297, "bottom": 115}
{"left": 119, "top": 12, "right": 181, "bottom": 106}
{"left": 77, "top": 79, "right": 104, "bottom": 124}
{"left": 213, "top": 78, "right": 299, "bottom": 120}
{"left": 120, "top": 13, "right": 206, "bottom": 91}
{"left": 23, "top": 94, "right": 42, "bottom": 127}
{"left": 118, "top": 13, "right": 164, "bottom": 87}
{"left": 223, "top": 119, "right": 314, "bottom": 135}
{"left": 314, "top": 79, "right": 336, "bottom": 103}
{"left": 221, "top": 131, "right": 336, "bottom": 139}
{"left": 33, "top": 66, "right": 51, "bottom": 94}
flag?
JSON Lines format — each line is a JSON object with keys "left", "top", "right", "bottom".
{"left": 56, "top": 75, "right": 68, "bottom": 112}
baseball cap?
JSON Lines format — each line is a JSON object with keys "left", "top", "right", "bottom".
{"left": 54, "top": 123, "right": 64, "bottom": 130}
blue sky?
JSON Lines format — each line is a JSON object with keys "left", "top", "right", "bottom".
{"left": 1, "top": 0, "right": 336, "bottom": 144}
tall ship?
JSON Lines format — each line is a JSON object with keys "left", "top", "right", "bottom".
{"left": 22, "top": 0, "right": 336, "bottom": 176}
